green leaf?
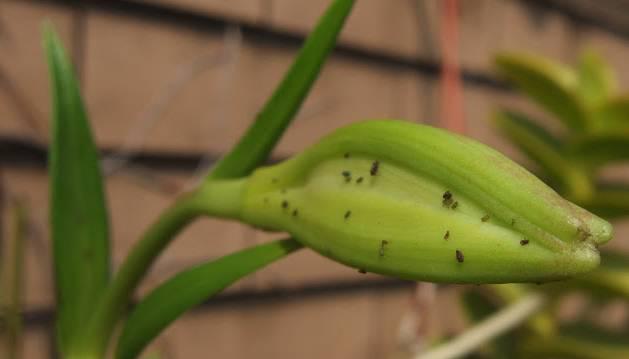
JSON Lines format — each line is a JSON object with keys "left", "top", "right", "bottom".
{"left": 569, "top": 133, "right": 629, "bottom": 168}
{"left": 115, "top": 239, "right": 302, "bottom": 359}
{"left": 44, "top": 26, "right": 110, "bottom": 354}
{"left": 591, "top": 97, "right": 629, "bottom": 133}
{"left": 208, "top": 0, "right": 355, "bottom": 180}
{"left": 582, "top": 183, "right": 629, "bottom": 219}
{"left": 577, "top": 49, "right": 617, "bottom": 108}
{"left": 495, "top": 53, "right": 588, "bottom": 132}
{"left": 492, "top": 110, "right": 592, "bottom": 201}
{"left": 522, "top": 332, "right": 629, "bottom": 359}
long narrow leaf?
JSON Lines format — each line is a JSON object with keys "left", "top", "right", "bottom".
{"left": 44, "top": 26, "right": 110, "bottom": 353}
{"left": 570, "top": 133, "right": 629, "bottom": 168}
{"left": 577, "top": 49, "right": 616, "bottom": 108}
{"left": 115, "top": 239, "right": 302, "bottom": 359}
{"left": 583, "top": 183, "right": 629, "bottom": 219}
{"left": 493, "top": 110, "right": 590, "bottom": 199}
{"left": 208, "top": 0, "right": 355, "bottom": 180}
{"left": 591, "top": 97, "right": 629, "bottom": 133}
{"left": 495, "top": 53, "right": 588, "bottom": 132}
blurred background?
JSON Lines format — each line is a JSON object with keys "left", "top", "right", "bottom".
{"left": 2, "top": 0, "right": 629, "bottom": 358}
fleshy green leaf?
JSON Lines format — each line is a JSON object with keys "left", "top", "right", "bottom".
{"left": 495, "top": 53, "right": 588, "bottom": 132}
{"left": 577, "top": 49, "right": 617, "bottom": 108}
{"left": 569, "top": 133, "right": 629, "bottom": 168}
{"left": 115, "top": 239, "right": 302, "bottom": 359}
{"left": 44, "top": 26, "right": 110, "bottom": 353}
{"left": 208, "top": 0, "right": 355, "bottom": 180}
{"left": 492, "top": 110, "right": 592, "bottom": 201}
{"left": 591, "top": 97, "right": 629, "bottom": 133}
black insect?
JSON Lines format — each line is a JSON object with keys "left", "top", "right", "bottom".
{"left": 379, "top": 240, "right": 389, "bottom": 257}
{"left": 456, "top": 249, "right": 464, "bottom": 263}
{"left": 481, "top": 214, "right": 490, "bottom": 222}
{"left": 356, "top": 177, "right": 364, "bottom": 184}
{"left": 444, "top": 230, "right": 450, "bottom": 240}
{"left": 442, "top": 191, "right": 454, "bottom": 207}
{"left": 342, "top": 170, "right": 351, "bottom": 177}
{"left": 451, "top": 201, "right": 459, "bottom": 209}
{"left": 344, "top": 210, "right": 351, "bottom": 220}
{"left": 358, "top": 269, "right": 367, "bottom": 274}
{"left": 344, "top": 152, "right": 350, "bottom": 159}
{"left": 282, "top": 200, "right": 289, "bottom": 209}
{"left": 292, "top": 209, "right": 298, "bottom": 217}
{"left": 370, "top": 160, "right": 380, "bottom": 176}
{"left": 520, "top": 239, "right": 529, "bottom": 246}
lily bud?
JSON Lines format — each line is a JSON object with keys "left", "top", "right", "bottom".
{"left": 237, "top": 120, "right": 612, "bottom": 283}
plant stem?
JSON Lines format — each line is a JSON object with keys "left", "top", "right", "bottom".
{"left": 78, "top": 178, "right": 245, "bottom": 357}
{"left": 416, "top": 293, "right": 546, "bottom": 359}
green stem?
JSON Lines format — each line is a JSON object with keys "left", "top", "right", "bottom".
{"left": 78, "top": 178, "right": 246, "bottom": 357}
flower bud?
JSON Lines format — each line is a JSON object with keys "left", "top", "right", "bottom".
{"left": 238, "top": 120, "right": 612, "bottom": 283}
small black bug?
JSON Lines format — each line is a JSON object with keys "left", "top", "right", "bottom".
{"left": 344, "top": 152, "right": 350, "bottom": 159}
{"left": 356, "top": 177, "right": 364, "bottom": 184}
{"left": 443, "top": 191, "right": 452, "bottom": 200}
{"left": 444, "top": 230, "right": 450, "bottom": 240}
{"left": 520, "top": 239, "right": 529, "bottom": 246}
{"left": 282, "top": 200, "right": 289, "bottom": 209}
{"left": 481, "top": 214, "right": 490, "bottom": 222}
{"left": 358, "top": 269, "right": 367, "bottom": 274}
{"left": 292, "top": 209, "right": 298, "bottom": 217}
{"left": 456, "top": 249, "right": 464, "bottom": 263}
{"left": 379, "top": 240, "right": 389, "bottom": 257}
{"left": 370, "top": 160, "right": 380, "bottom": 176}
{"left": 342, "top": 170, "right": 351, "bottom": 177}
{"left": 344, "top": 210, "right": 351, "bottom": 220}
{"left": 451, "top": 201, "right": 459, "bottom": 209}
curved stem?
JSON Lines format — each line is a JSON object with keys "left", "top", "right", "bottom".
{"left": 78, "top": 179, "right": 246, "bottom": 357}
{"left": 416, "top": 293, "right": 546, "bottom": 359}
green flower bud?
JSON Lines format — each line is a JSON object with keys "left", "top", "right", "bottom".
{"left": 236, "top": 120, "right": 612, "bottom": 283}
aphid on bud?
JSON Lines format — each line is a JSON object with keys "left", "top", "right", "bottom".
{"left": 379, "top": 240, "right": 389, "bottom": 257}
{"left": 481, "top": 214, "right": 490, "bottom": 222}
{"left": 520, "top": 239, "right": 529, "bottom": 246}
{"left": 281, "top": 200, "right": 289, "bottom": 209}
{"left": 342, "top": 170, "right": 351, "bottom": 177}
{"left": 370, "top": 160, "right": 380, "bottom": 176}
{"left": 442, "top": 191, "right": 454, "bottom": 207}
{"left": 358, "top": 269, "right": 367, "bottom": 274}
{"left": 456, "top": 249, "right": 465, "bottom": 263}
{"left": 443, "top": 230, "right": 450, "bottom": 240}
{"left": 344, "top": 210, "right": 351, "bottom": 220}
{"left": 443, "top": 191, "right": 452, "bottom": 200}
{"left": 292, "top": 209, "right": 298, "bottom": 217}
{"left": 344, "top": 152, "right": 350, "bottom": 159}
{"left": 451, "top": 201, "right": 459, "bottom": 209}
{"left": 356, "top": 177, "right": 364, "bottom": 184}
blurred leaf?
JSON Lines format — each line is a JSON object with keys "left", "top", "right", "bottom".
{"left": 461, "top": 290, "right": 515, "bottom": 359}
{"left": 591, "top": 97, "right": 629, "bottom": 133}
{"left": 582, "top": 183, "right": 629, "bottom": 219}
{"left": 577, "top": 49, "right": 617, "bottom": 108}
{"left": 208, "top": 0, "right": 355, "bottom": 180}
{"left": 116, "top": 239, "right": 302, "bottom": 359}
{"left": 44, "top": 26, "right": 110, "bottom": 353}
{"left": 493, "top": 110, "right": 592, "bottom": 200}
{"left": 495, "top": 53, "right": 588, "bottom": 132}
{"left": 522, "top": 332, "right": 629, "bottom": 359}
{"left": 570, "top": 133, "right": 629, "bottom": 168}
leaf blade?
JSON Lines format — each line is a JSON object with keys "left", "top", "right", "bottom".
{"left": 208, "top": 0, "right": 355, "bottom": 180}
{"left": 577, "top": 49, "right": 617, "bottom": 108}
{"left": 495, "top": 53, "right": 588, "bottom": 132}
{"left": 44, "top": 26, "right": 110, "bottom": 353}
{"left": 115, "top": 239, "right": 302, "bottom": 359}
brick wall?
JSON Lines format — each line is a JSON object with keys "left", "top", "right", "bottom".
{"left": 2, "top": 0, "right": 629, "bottom": 358}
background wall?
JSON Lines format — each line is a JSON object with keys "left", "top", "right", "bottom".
{"left": 2, "top": 0, "right": 629, "bottom": 358}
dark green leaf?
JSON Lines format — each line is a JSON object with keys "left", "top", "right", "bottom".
{"left": 495, "top": 53, "right": 588, "bottom": 132}
{"left": 582, "top": 182, "right": 629, "bottom": 219}
{"left": 521, "top": 333, "right": 629, "bottom": 359}
{"left": 577, "top": 49, "right": 616, "bottom": 108}
{"left": 208, "top": 0, "right": 355, "bottom": 180}
{"left": 493, "top": 110, "right": 591, "bottom": 200}
{"left": 115, "top": 239, "right": 302, "bottom": 359}
{"left": 44, "top": 26, "right": 110, "bottom": 353}
{"left": 570, "top": 133, "right": 629, "bottom": 168}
